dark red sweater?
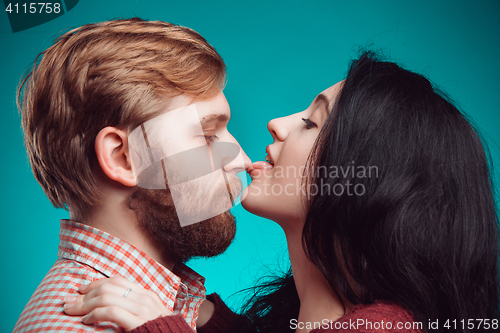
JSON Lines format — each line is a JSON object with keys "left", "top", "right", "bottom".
{"left": 310, "top": 300, "right": 422, "bottom": 332}
{"left": 130, "top": 293, "right": 244, "bottom": 333}
{"left": 131, "top": 296, "right": 421, "bottom": 333}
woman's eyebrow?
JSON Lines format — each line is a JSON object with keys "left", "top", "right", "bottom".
{"left": 314, "top": 93, "right": 330, "bottom": 109}
{"left": 313, "top": 93, "right": 332, "bottom": 118}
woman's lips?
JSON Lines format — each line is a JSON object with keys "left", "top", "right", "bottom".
{"left": 247, "top": 161, "right": 273, "bottom": 177}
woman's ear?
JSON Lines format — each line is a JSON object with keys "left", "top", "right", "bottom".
{"left": 95, "top": 127, "right": 136, "bottom": 187}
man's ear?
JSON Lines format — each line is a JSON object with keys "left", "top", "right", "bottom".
{"left": 95, "top": 127, "right": 136, "bottom": 187}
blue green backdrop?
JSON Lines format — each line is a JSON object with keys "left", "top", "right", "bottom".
{"left": 1, "top": 1, "right": 499, "bottom": 331}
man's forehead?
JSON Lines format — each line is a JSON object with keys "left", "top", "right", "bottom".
{"left": 155, "top": 92, "right": 230, "bottom": 128}
{"left": 195, "top": 92, "right": 231, "bottom": 122}
{"left": 162, "top": 94, "right": 195, "bottom": 112}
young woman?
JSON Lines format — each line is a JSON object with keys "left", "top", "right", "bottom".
{"left": 64, "top": 52, "right": 500, "bottom": 333}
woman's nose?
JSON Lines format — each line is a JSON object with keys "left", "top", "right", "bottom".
{"left": 267, "top": 117, "right": 288, "bottom": 142}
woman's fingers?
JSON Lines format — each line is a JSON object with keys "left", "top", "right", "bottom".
{"left": 64, "top": 276, "right": 173, "bottom": 330}
{"left": 81, "top": 306, "right": 147, "bottom": 332}
{"left": 79, "top": 276, "right": 136, "bottom": 294}
{"left": 63, "top": 295, "right": 86, "bottom": 315}
{"left": 64, "top": 288, "right": 172, "bottom": 331}
{"left": 64, "top": 292, "right": 151, "bottom": 317}
{"left": 76, "top": 277, "right": 170, "bottom": 315}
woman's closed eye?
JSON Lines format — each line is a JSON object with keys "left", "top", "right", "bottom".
{"left": 302, "top": 118, "right": 317, "bottom": 129}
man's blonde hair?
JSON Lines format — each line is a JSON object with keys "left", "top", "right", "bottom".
{"left": 18, "top": 17, "right": 226, "bottom": 217}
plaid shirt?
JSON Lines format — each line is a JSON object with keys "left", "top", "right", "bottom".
{"left": 14, "top": 220, "right": 206, "bottom": 332}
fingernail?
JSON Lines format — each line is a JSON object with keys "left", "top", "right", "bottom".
{"left": 64, "top": 296, "right": 77, "bottom": 303}
{"left": 82, "top": 314, "right": 88, "bottom": 323}
{"left": 79, "top": 284, "right": 88, "bottom": 292}
{"left": 64, "top": 302, "right": 75, "bottom": 309}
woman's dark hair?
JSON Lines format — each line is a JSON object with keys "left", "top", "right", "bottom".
{"left": 239, "top": 51, "right": 500, "bottom": 333}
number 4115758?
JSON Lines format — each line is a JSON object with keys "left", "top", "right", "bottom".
{"left": 5, "top": 3, "right": 61, "bottom": 14}
{"left": 443, "top": 319, "right": 499, "bottom": 330}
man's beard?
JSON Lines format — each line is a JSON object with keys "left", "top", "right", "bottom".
{"left": 128, "top": 176, "right": 241, "bottom": 264}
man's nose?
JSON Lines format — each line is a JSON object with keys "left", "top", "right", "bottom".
{"left": 223, "top": 146, "right": 251, "bottom": 173}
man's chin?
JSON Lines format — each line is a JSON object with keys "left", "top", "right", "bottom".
{"left": 175, "top": 211, "right": 236, "bottom": 263}
{"left": 130, "top": 187, "right": 236, "bottom": 265}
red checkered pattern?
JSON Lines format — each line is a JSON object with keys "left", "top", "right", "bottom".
{"left": 14, "top": 220, "right": 206, "bottom": 332}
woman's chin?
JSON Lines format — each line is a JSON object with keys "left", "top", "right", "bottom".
{"left": 241, "top": 192, "right": 261, "bottom": 215}
{"left": 241, "top": 191, "right": 271, "bottom": 219}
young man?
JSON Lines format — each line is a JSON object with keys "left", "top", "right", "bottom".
{"left": 14, "top": 18, "right": 250, "bottom": 332}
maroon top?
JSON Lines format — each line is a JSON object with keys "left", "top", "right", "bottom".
{"left": 311, "top": 301, "right": 422, "bottom": 333}
{"left": 130, "top": 293, "right": 244, "bottom": 333}
{"left": 132, "top": 296, "right": 421, "bottom": 333}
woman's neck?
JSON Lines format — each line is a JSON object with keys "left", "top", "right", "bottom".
{"left": 284, "top": 225, "right": 350, "bottom": 333}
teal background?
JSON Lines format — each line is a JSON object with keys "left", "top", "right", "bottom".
{"left": 1, "top": 1, "right": 499, "bottom": 331}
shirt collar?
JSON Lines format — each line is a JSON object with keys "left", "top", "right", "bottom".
{"left": 58, "top": 219, "right": 206, "bottom": 312}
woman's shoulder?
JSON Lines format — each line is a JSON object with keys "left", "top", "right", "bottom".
{"left": 311, "top": 300, "right": 423, "bottom": 333}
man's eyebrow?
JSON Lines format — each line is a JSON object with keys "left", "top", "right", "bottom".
{"left": 199, "top": 113, "right": 230, "bottom": 125}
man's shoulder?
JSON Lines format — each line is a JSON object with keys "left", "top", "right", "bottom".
{"left": 13, "top": 258, "right": 119, "bottom": 332}
{"left": 312, "top": 301, "right": 422, "bottom": 333}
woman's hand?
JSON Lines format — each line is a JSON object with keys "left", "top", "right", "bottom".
{"left": 63, "top": 276, "right": 172, "bottom": 331}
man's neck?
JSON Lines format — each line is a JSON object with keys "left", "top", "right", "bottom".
{"left": 70, "top": 192, "right": 175, "bottom": 272}
{"left": 283, "top": 224, "right": 349, "bottom": 333}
